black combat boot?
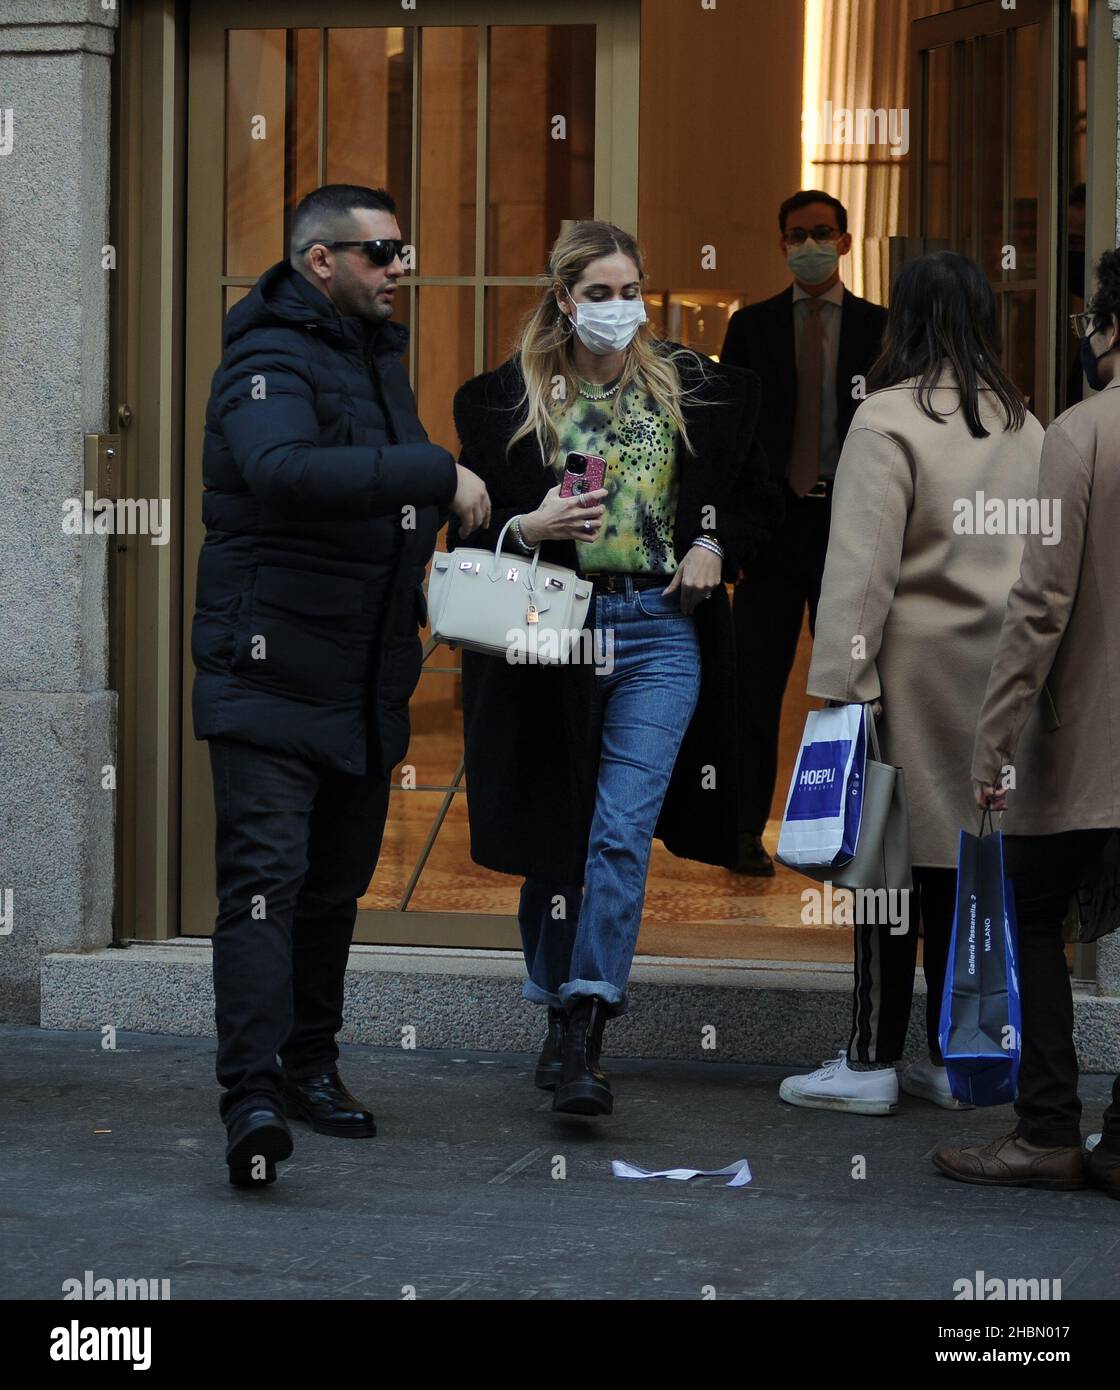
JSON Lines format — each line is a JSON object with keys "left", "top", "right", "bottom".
{"left": 225, "top": 1104, "right": 293, "bottom": 1187}
{"left": 534, "top": 1007, "right": 567, "bottom": 1090}
{"left": 283, "top": 1071, "right": 376, "bottom": 1138}
{"left": 552, "top": 997, "right": 612, "bottom": 1115}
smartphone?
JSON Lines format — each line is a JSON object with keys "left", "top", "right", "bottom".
{"left": 559, "top": 451, "right": 607, "bottom": 498}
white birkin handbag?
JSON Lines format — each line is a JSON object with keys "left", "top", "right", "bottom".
{"left": 426, "top": 516, "right": 593, "bottom": 664}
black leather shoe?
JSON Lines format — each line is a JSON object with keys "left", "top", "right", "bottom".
{"left": 734, "top": 831, "right": 775, "bottom": 876}
{"left": 553, "top": 997, "right": 613, "bottom": 1116}
{"left": 1087, "top": 1142, "right": 1120, "bottom": 1200}
{"left": 284, "top": 1071, "right": 376, "bottom": 1138}
{"left": 226, "top": 1105, "right": 293, "bottom": 1187}
{"left": 534, "top": 1007, "right": 566, "bottom": 1090}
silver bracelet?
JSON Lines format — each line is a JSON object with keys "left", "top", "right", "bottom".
{"left": 511, "top": 515, "right": 535, "bottom": 554}
{"left": 691, "top": 534, "right": 724, "bottom": 559}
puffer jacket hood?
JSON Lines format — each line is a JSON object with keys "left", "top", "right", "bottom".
{"left": 224, "top": 260, "right": 410, "bottom": 356}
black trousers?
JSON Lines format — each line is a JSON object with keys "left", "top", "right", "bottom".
{"left": 734, "top": 485, "right": 832, "bottom": 834}
{"left": 848, "top": 866, "right": 956, "bottom": 1065}
{"left": 208, "top": 737, "right": 391, "bottom": 1125}
{"left": 1003, "top": 829, "right": 1120, "bottom": 1151}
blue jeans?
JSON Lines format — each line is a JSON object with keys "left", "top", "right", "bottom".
{"left": 518, "top": 581, "right": 702, "bottom": 1017}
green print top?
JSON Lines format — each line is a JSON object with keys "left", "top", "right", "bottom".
{"left": 552, "top": 381, "right": 681, "bottom": 574}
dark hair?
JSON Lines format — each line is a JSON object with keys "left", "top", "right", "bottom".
{"left": 289, "top": 184, "right": 397, "bottom": 262}
{"left": 1088, "top": 247, "right": 1120, "bottom": 334}
{"left": 779, "top": 189, "right": 847, "bottom": 236}
{"left": 867, "top": 251, "right": 1026, "bottom": 437}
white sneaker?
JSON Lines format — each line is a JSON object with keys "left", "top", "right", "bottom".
{"left": 900, "top": 1058, "right": 974, "bottom": 1110}
{"left": 779, "top": 1052, "right": 898, "bottom": 1115}
{"left": 1086, "top": 1133, "right": 1102, "bottom": 1152}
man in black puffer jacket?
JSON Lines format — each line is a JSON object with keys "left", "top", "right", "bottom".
{"left": 191, "top": 185, "right": 489, "bottom": 1185}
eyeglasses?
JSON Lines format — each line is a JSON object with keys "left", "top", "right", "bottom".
{"left": 1070, "top": 310, "right": 1104, "bottom": 338}
{"left": 783, "top": 226, "right": 841, "bottom": 245}
{"left": 298, "top": 238, "right": 406, "bottom": 267}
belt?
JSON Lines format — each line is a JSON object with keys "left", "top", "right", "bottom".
{"left": 583, "top": 572, "right": 670, "bottom": 594}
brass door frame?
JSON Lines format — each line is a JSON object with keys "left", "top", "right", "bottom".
{"left": 178, "top": 0, "right": 640, "bottom": 946}
{"left": 111, "top": 0, "right": 189, "bottom": 942}
{"left": 908, "top": 0, "right": 1056, "bottom": 421}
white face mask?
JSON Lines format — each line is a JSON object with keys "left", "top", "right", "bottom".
{"left": 565, "top": 294, "right": 647, "bottom": 355}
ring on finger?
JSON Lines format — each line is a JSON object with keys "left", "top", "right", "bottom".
{"left": 583, "top": 520, "right": 593, "bottom": 533}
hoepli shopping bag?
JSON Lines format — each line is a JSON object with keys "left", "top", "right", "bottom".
{"left": 776, "top": 703, "right": 912, "bottom": 892}
{"left": 776, "top": 703, "right": 867, "bottom": 869}
{"left": 938, "top": 810, "right": 1022, "bottom": 1107}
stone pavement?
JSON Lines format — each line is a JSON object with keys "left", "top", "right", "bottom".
{"left": 2, "top": 1025, "right": 1117, "bottom": 1301}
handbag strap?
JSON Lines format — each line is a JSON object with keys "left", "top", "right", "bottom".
{"left": 493, "top": 515, "right": 542, "bottom": 589}
{"left": 864, "top": 702, "right": 882, "bottom": 762}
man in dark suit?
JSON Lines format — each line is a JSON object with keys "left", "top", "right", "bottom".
{"left": 720, "top": 190, "right": 887, "bottom": 874}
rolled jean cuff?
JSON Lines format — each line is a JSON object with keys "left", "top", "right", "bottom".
{"left": 1015, "top": 1118, "right": 1083, "bottom": 1149}
{"left": 559, "top": 979, "right": 627, "bottom": 1018}
{"left": 522, "top": 978, "right": 562, "bottom": 1008}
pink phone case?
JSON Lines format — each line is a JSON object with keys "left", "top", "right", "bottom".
{"left": 559, "top": 451, "right": 607, "bottom": 498}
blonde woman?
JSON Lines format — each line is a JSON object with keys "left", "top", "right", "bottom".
{"left": 450, "top": 221, "right": 780, "bottom": 1116}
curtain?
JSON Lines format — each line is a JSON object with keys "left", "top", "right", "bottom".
{"left": 800, "top": 0, "right": 956, "bottom": 303}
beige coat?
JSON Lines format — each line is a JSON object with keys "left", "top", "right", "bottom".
{"left": 807, "top": 375, "right": 1044, "bottom": 866}
{"left": 973, "top": 379, "right": 1120, "bottom": 834}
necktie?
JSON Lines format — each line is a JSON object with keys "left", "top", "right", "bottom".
{"left": 790, "top": 298, "right": 824, "bottom": 498}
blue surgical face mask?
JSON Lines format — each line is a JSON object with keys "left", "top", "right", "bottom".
{"left": 786, "top": 240, "right": 840, "bottom": 286}
{"left": 1080, "top": 328, "right": 1116, "bottom": 392}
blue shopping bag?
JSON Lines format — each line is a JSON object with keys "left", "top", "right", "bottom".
{"left": 776, "top": 703, "right": 867, "bottom": 868}
{"left": 938, "top": 811, "right": 1022, "bottom": 1107}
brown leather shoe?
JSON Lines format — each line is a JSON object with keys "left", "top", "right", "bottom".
{"left": 933, "top": 1131, "right": 1085, "bottom": 1190}
{"left": 734, "top": 832, "right": 775, "bottom": 877}
{"left": 1086, "top": 1143, "right": 1120, "bottom": 1200}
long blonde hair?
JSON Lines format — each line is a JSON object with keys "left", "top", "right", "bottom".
{"left": 507, "top": 221, "right": 708, "bottom": 465}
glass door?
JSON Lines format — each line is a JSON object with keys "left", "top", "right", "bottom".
{"left": 180, "top": 0, "right": 639, "bottom": 944}
{"left": 909, "top": 0, "right": 1056, "bottom": 419}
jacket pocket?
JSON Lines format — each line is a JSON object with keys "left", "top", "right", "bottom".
{"left": 1040, "top": 680, "right": 1061, "bottom": 732}
{"left": 233, "top": 566, "right": 369, "bottom": 702}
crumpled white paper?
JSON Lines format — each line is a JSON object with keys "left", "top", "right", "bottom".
{"left": 610, "top": 1158, "right": 752, "bottom": 1188}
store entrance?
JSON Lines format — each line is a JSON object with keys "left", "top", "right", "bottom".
{"left": 179, "top": 0, "right": 640, "bottom": 945}
{"left": 174, "top": 0, "right": 1084, "bottom": 962}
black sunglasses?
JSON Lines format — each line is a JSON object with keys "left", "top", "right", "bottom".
{"left": 299, "top": 238, "right": 405, "bottom": 267}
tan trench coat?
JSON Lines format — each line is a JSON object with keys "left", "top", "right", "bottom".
{"left": 973, "top": 379, "right": 1120, "bottom": 835}
{"left": 806, "top": 375, "right": 1044, "bottom": 866}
